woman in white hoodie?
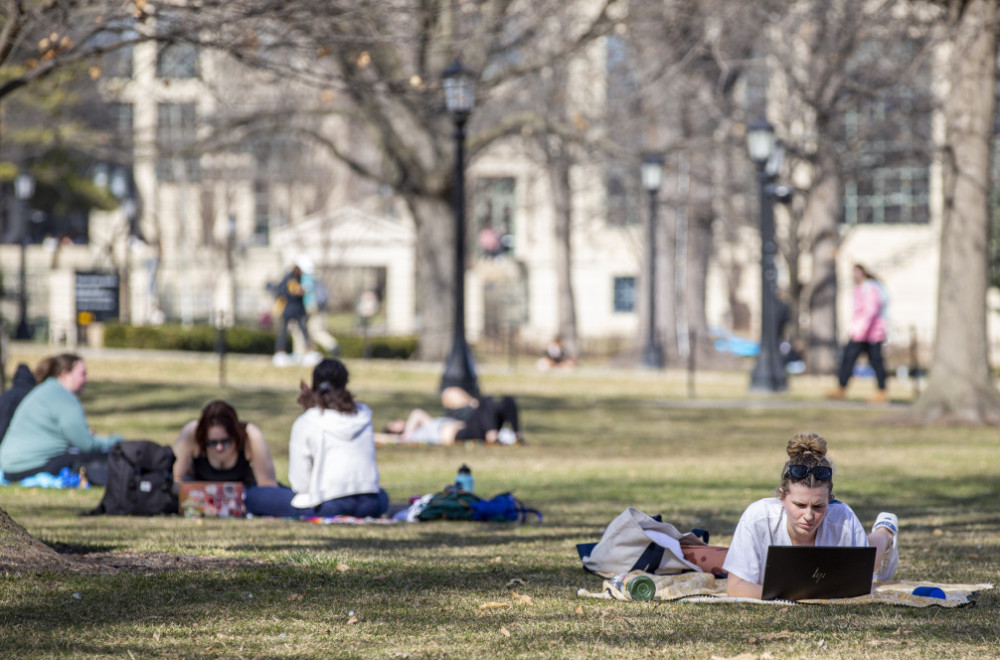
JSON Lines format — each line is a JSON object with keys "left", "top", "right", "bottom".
{"left": 245, "top": 358, "right": 389, "bottom": 518}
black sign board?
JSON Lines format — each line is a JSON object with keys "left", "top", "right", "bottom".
{"left": 75, "top": 271, "right": 120, "bottom": 323}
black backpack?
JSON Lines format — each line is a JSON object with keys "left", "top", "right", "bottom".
{"left": 88, "top": 440, "right": 178, "bottom": 515}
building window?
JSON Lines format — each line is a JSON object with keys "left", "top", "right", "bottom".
{"left": 613, "top": 276, "right": 636, "bottom": 313}
{"left": 104, "top": 102, "right": 134, "bottom": 159}
{"left": 105, "top": 44, "right": 134, "bottom": 79}
{"left": 156, "top": 103, "right": 199, "bottom": 182}
{"left": 156, "top": 42, "right": 199, "bottom": 79}
{"left": 89, "top": 22, "right": 135, "bottom": 79}
{"left": 605, "top": 35, "right": 637, "bottom": 101}
{"left": 605, "top": 163, "right": 639, "bottom": 226}
{"left": 840, "top": 38, "right": 933, "bottom": 225}
{"left": 471, "top": 177, "right": 516, "bottom": 257}
{"left": 253, "top": 180, "right": 270, "bottom": 244}
{"left": 843, "top": 166, "right": 930, "bottom": 225}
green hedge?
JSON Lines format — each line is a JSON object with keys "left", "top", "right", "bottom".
{"left": 101, "top": 323, "right": 418, "bottom": 360}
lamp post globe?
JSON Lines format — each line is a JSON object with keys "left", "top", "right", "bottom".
{"left": 14, "top": 171, "right": 36, "bottom": 340}
{"left": 746, "top": 118, "right": 776, "bottom": 166}
{"left": 439, "top": 59, "right": 480, "bottom": 396}
{"left": 640, "top": 153, "right": 665, "bottom": 369}
{"left": 746, "top": 118, "right": 787, "bottom": 392}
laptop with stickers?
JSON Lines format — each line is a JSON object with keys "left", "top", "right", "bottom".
{"left": 178, "top": 481, "right": 246, "bottom": 518}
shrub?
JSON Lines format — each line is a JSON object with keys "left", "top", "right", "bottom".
{"left": 102, "top": 322, "right": 418, "bottom": 359}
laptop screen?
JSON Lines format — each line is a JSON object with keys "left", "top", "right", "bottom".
{"left": 760, "top": 546, "right": 876, "bottom": 601}
{"left": 179, "top": 481, "right": 246, "bottom": 518}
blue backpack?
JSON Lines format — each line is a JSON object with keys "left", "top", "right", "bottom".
{"left": 471, "top": 492, "right": 542, "bottom": 523}
{"left": 416, "top": 487, "right": 541, "bottom": 523}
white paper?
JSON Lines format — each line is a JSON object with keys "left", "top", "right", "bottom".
{"left": 643, "top": 528, "right": 685, "bottom": 559}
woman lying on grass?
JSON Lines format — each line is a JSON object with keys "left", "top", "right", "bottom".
{"left": 723, "top": 432, "right": 899, "bottom": 599}
{"left": 376, "top": 398, "right": 522, "bottom": 446}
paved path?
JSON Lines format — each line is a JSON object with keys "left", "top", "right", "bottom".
{"left": 2, "top": 341, "right": 918, "bottom": 410}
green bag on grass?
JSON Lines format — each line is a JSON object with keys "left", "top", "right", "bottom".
{"left": 416, "top": 487, "right": 480, "bottom": 521}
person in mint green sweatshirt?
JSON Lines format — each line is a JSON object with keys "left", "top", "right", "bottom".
{"left": 0, "top": 354, "right": 122, "bottom": 486}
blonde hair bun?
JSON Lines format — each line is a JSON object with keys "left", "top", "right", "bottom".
{"left": 786, "top": 432, "right": 828, "bottom": 460}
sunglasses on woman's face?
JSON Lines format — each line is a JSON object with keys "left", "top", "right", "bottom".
{"left": 207, "top": 438, "right": 235, "bottom": 450}
{"left": 785, "top": 465, "right": 833, "bottom": 481}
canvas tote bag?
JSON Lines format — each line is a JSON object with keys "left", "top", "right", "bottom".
{"left": 580, "top": 507, "right": 706, "bottom": 578}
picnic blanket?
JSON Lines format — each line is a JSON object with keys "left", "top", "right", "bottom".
{"left": 578, "top": 571, "right": 993, "bottom": 608}
{"left": 242, "top": 514, "right": 398, "bottom": 524}
{"left": 299, "top": 515, "right": 398, "bottom": 525}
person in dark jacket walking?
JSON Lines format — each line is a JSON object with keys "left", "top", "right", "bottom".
{"left": 272, "top": 262, "right": 311, "bottom": 366}
{"left": 0, "top": 363, "right": 38, "bottom": 444}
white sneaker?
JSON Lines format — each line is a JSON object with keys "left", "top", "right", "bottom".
{"left": 496, "top": 428, "right": 517, "bottom": 445}
{"left": 872, "top": 512, "right": 899, "bottom": 581}
{"left": 272, "top": 352, "right": 292, "bottom": 367}
{"left": 302, "top": 351, "right": 323, "bottom": 367}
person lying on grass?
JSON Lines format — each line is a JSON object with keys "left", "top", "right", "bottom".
{"left": 173, "top": 400, "right": 278, "bottom": 489}
{"left": 376, "top": 406, "right": 522, "bottom": 446}
{"left": 723, "top": 432, "right": 899, "bottom": 599}
{"left": 245, "top": 358, "right": 389, "bottom": 518}
{"left": 440, "top": 386, "right": 524, "bottom": 444}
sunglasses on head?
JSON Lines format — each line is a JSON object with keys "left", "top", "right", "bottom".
{"left": 785, "top": 464, "right": 833, "bottom": 481}
{"left": 207, "top": 438, "right": 235, "bottom": 450}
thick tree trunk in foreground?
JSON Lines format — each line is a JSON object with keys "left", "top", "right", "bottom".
{"left": 0, "top": 507, "right": 72, "bottom": 572}
{"left": 910, "top": 0, "right": 1000, "bottom": 424}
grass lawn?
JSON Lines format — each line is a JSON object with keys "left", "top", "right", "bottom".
{"left": 1, "top": 347, "right": 997, "bottom": 658}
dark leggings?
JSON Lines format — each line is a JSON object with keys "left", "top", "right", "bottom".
{"left": 454, "top": 396, "right": 520, "bottom": 442}
{"left": 838, "top": 340, "right": 887, "bottom": 390}
{"left": 3, "top": 451, "right": 111, "bottom": 486}
{"left": 244, "top": 486, "right": 389, "bottom": 518}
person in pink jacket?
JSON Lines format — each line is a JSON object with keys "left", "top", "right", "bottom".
{"left": 828, "top": 264, "right": 888, "bottom": 402}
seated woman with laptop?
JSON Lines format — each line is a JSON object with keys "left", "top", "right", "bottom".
{"left": 723, "top": 432, "right": 899, "bottom": 599}
{"left": 173, "top": 399, "right": 279, "bottom": 490}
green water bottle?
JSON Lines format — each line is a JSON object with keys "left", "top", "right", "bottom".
{"left": 608, "top": 573, "right": 656, "bottom": 601}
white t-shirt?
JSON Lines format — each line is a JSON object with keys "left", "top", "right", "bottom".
{"left": 287, "top": 403, "right": 380, "bottom": 508}
{"left": 722, "top": 497, "right": 868, "bottom": 585}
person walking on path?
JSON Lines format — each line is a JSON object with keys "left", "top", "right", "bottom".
{"left": 272, "top": 261, "right": 311, "bottom": 366}
{"left": 293, "top": 254, "right": 338, "bottom": 364}
{"left": 827, "top": 264, "right": 889, "bottom": 403}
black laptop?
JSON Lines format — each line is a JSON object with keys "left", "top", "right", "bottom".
{"left": 760, "top": 546, "right": 876, "bottom": 601}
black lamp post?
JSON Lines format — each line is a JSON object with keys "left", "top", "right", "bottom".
{"left": 439, "top": 58, "right": 480, "bottom": 396}
{"left": 747, "top": 118, "right": 787, "bottom": 392}
{"left": 14, "top": 171, "right": 35, "bottom": 340}
{"left": 640, "top": 153, "right": 665, "bottom": 369}
{"left": 109, "top": 166, "right": 137, "bottom": 324}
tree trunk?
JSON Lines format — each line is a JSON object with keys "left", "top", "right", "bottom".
{"left": 0, "top": 507, "right": 72, "bottom": 572}
{"left": 405, "top": 193, "right": 455, "bottom": 361}
{"left": 659, "top": 184, "right": 678, "bottom": 361}
{"left": 805, "top": 151, "right": 842, "bottom": 375}
{"left": 686, "top": 208, "right": 717, "bottom": 366}
{"left": 548, "top": 151, "right": 580, "bottom": 358}
{"left": 910, "top": 0, "right": 1000, "bottom": 424}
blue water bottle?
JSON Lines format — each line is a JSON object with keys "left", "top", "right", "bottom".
{"left": 455, "top": 464, "right": 474, "bottom": 492}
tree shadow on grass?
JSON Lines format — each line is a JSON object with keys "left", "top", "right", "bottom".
{"left": 0, "top": 555, "right": 994, "bottom": 658}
